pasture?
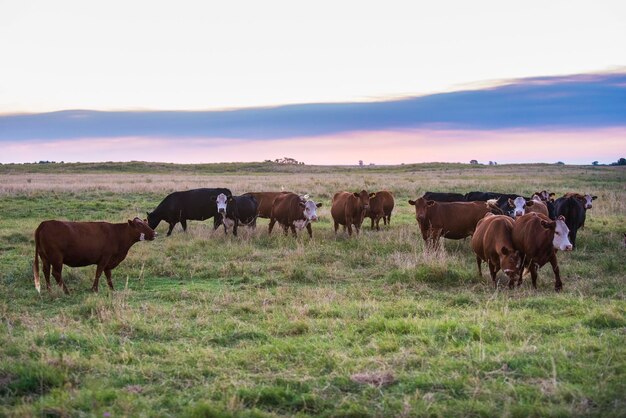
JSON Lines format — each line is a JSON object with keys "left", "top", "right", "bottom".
{"left": 0, "top": 162, "right": 624, "bottom": 417}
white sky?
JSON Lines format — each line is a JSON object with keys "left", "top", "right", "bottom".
{"left": 1, "top": 0, "right": 625, "bottom": 113}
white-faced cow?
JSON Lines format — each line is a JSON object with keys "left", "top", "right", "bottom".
{"left": 512, "top": 213, "right": 573, "bottom": 292}
{"left": 269, "top": 193, "right": 322, "bottom": 238}
{"left": 212, "top": 193, "right": 258, "bottom": 236}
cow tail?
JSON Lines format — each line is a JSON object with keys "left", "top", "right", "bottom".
{"left": 33, "top": 231, "right": 41, "bottom": 294}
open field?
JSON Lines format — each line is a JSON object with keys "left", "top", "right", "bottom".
{"left": 1, "top": 162, "right": 625, "bottom": 417}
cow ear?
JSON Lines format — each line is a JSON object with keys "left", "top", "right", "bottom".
{"left": 408, "top": 200, "right": 416, "bottom": 206}
{"left": 540, "top": 220, "right": 556, "bottom": 230}
{"left": 508, "top": 198, "right": 514, "bottom": 207}
{"left": 316, "top": 202, "right": 322, "bottom": 208}
{"left": 426, "top": 200, "right": 435, "bottom": 207}
{"left": 146, "top": 212, "right": 150, "bottom": 217}
{"left": 369, "top": 193, "right": 376, "bottom": 198}
{"left": 592, "top": 195, "right": 598, "bottom": 200}
{"left": 526, "top": 200, "right": 534, "bottom": 207}
{"left": 501, "top": 246, "right": 509, "bottom": 255}
{"left": 353, "top": 192, "right": 360, "bottom": 198}
{"left": 227, "top": 196, "right": 233, "bottom": 201}
{"left": 128, "top": 220, "right": 134, "bottom": 226}
{"left": 557, "top": 215, "right": 566, "bottom": 222}
{"left": 298, "top": 201, "right": 306, "bottom": 207}
{"left": 143, "top": 218, "right": 148, "bottom": 223}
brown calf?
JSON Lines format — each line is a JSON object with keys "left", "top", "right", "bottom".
{"left": 268, "top": 193, "right": 322, "bottom": 238}
{"left": 366, "top": 190, "right": 395, "bottom": 230}
{"left": 408, "top": 197, "right": 497, "bottom": 248}
{"left": 471, "top": 214, "right": 521, "bottom": 288}
{"left": 33, "top": 218, "right": 156, "bottom": 294}
{"left": 331, "top": 190, "right": 373, "bottom": 236}
{"left": 243, "top": 191, "right": 290, "bottom": 218}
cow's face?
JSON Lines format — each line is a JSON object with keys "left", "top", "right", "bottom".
{"left": 214, "top": 193, "right": 230, "bottom": 215}
{"left": 408, "top": 198, "right": 434, "bottom": 224}
{"left": 129, "top": 217, "right": 157, "bottom": 241}
{"left": 353, "top": 190, "right": 372, "bottom": 211}
{"left": 299, "top": 200, "right": 322, "bottom": 222}
{"left": 583, "top": 194, "right": 597, "bottom": 209}
{"left": 534, "top": 190, "right": 551, "bottom": 202}
{"left": 500, "top": 246, "right": 521, "bottom": 279}
{"left": 509, "top": 197, "right": 527, "bottom": 218}
{"left": 553, "top": 215, "right": 573, "bottom": 251}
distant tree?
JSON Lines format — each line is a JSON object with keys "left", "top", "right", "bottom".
{"left": 556, "top": 161, "right": 565, "bottom": 165}
{"left": 592, "top": 161, "right": 599, "bottom": 166}
{"left": 611, "top": 157, "right": 626, "bottom": 166}
{"left": 358, "top": 160, "right": 364, "bottom": 167}
{"left": 470, "top": 159, "right": 478, "bottom": 165}
{"left": 488, "top": 161, "right": 494, "bottom": 166}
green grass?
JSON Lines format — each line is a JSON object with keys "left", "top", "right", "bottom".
{"left": 0, "top": 163, "right": 625, "bottom": 417}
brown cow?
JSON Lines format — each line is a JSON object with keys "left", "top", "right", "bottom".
{"left": 407, "top": 197, "right": 498, "bottom": 248}
{"left": 512, "top": 213, "right": 572, "bottom": 292}
{"left": 366, "top": 190, "right": 395, "bottom": 230}
{"left": 331, "top": 190, "right": 374, "bottom": 236}
{"left": 244, "top": 191, "right": 290, "bottom": 218}
{"left": 33, "top": 218, "right": 156, "bottom": 294}
{"left": 268, "top": 193, "right": 322, "bottom": 238}
{"left": 471, "top": 213, "right": 521, "bottom": 288}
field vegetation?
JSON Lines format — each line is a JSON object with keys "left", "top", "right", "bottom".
{"left": 0, "top": 162, "right": 624, "bottom": 417}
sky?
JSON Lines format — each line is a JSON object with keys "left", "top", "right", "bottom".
{"left": 1, "top": 0, "right": 625, "bottom": 164}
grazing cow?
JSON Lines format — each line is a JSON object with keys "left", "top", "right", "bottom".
{"left": 554, "top": 196, "right": 586, "bottom": 248}
{"left": 33, "top": 218, "right": 156, "bottom": 294}
{"left": 471, "top": 214, "right": 521, "bottom": 288}
{"left": 505, "top": 196, "right": 550, "bottom": 218}
{"left": 331, "top": 190, "right": 374, "bottom": 236}
{"left": 243, "top": 191, "right": 290, "bottom": 218}
{"left": 422, "top": 191, "right": 466, "bottom": 202}
{"left": 366, "top": 190, "right": 395, "bottom": 230}
{"left": 212, "top": 194, "right": 258, "bottom": 236}
{"left": 407, "top": 198, "right": 498, "bottom": 248}
{"left": 512, "top": 213, "right": 572, "bottom": 291}
{"left": 147, "top": 188, "right": 232, "bottom": 236}
{"left": 269, "top": 193, "right": 322, "bottom": 238}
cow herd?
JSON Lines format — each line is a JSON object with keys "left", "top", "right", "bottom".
{"left": 32, "top": 187, "right": 598, "bottom": 295}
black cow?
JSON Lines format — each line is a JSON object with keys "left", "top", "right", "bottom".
{"left": 212, "top": 193, "right": 258, "bottom": 236}
{"left": 554, "top": 196, "right": 586, "bottom": 248}
{"left": 466, "top": 191, "right": 522, "bottom": 202}
{"left": 422, "top": 192, "right": 466, "bottom": 202}
{"left": 147, "top": 188, "right": 232, "bottom": 236}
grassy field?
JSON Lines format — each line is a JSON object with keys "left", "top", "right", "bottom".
{"left": 0, "top": 162, "right": 625, "bottom": 417}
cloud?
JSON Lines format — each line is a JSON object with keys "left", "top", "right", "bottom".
{"left": 1, "top": 71, "right": 625, "bottom": 142}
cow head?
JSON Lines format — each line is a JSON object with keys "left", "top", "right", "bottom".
{"left": 500, "top": 246, "right": 521, "bottom": 280}
{"left": 541, "top": 215, "right": 573, "bottom": 251}
{"left": 408, "top": 197, "right": 435, "bottom": 224}
{"left": 509, "top": 196, "right": 528, "bottom": 218}
{"left": 129, "top": 217, "right": 157, "bottom": 241}
{"left": 353, "top": 190, "right": 372, "bottom": 211}
{"left": 212, "top": 193, "right": 232, "bottom": 215}
{"left": 533, "top": 190, "right": 553, "bottom": 202}
{"left": 299, "top": 199, "right": 322, "bottom": 222}
{"left": 583, "top": 194, "right": 597, "bottom": 209}
{"left": 146, "top": 211, "right": 159, "bottom": 230}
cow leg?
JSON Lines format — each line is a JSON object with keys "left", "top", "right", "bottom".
{"left": 375, "top": 217, "right": 381, "bottom": 231}
{"left": 488, "top": 262, "right": 497, "bottom": 287}
{"left": 166, "top": 222, "right": 175, "bottom": 236}
{"left": 370, "top": 217, "right": 375, "bottom": 230}
{"left": 282, "top": 225, "right": 289, "bottom": 235}
{"left": 530, "top": 264, "right": 539, "bottom": 289}
{"left": 233, "top": 220, "right": 239, "bottom": 237}
{"left": 42, "top": 260, "right": 52, "bottom": 291}
{"left": 386, "top": 215, "right": 391, "bottom": 225}
{"left": 51, "top": 264, "right": 69, "bottom": 295}
{"left": 306, "top": 223, "right": 313, "bottom": 238}
{"left": 550, "top": 256, "right": 563, "bottom": 292}
{"left": 475, "top": 256, "right": 483, "bottom": 277}
{"left": 268, "top": 218, "right": 276, "bottom": 235}
{"left": 290, "top": 224, "right": 298, "bottom": 237}
{"left": 92, "top": 265, "right": 105, "bottom": 293}
{"left": 213, "top": 214, "right": 222, "bottom": 230}
{"left": 105, "top": 269, "right": 115, "bottom": 291}
{"left": 180, "top": 219, "right": 188, "bottom": 232}
{"left": 346, "top": 224, "right": 353, "bottom": 236}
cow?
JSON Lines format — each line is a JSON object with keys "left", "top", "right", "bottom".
{"left": 331, "top": 190, "right": 373, "bottom": 236}
{"left": 243, "top": 191, "right": 290, "bottom": 218}
{"left": 422, "top": 191, "right": 466, "bottom": 202}
{"left": 33, "top": 218, "right": 156, "bottom": 295}
{"left": 512, "top": 213, "right": 572, "bottom": 291}
{"left": 366, "top": 190, "right": 395, "bottom": 230}
{"left": 471, "top": 214, "right": 521, "bottom": 288}
{"left": 147, "top": 188, "right": 232, "bottom": 236}
{"left": 533, "top": 190, "right": 556, "bottom": 202}
{"left": 563, "top": 192, "right": 597, "bottom": 210}
{"left": 505, "top": 196, "right": 550, "bottom": 218}
{"left": 407, "top": 197, "right": 499, "bottom": 248}
{"left": 465, "top": 191, "right": 521, "bottom": 202}
{"left": 554, "top": 196, "right": 586, "bottom": 248}
{"left": 268, "top": 193, "right": 322, "bottom": 238}
{"left": 212, "top": 193, "right": 258, "bottom": 236}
